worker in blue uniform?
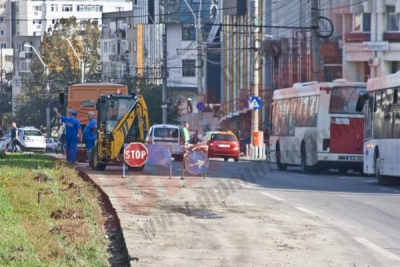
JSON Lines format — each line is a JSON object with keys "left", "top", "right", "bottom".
{"left": 54, "top": 107, "right": 82, "bottom": 164}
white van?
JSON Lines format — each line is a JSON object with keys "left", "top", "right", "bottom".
{"left": 146, "top": 124, "right": 185, "bottom": 161}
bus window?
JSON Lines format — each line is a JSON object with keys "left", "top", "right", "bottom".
{"left": 329, "top": 87, "right": 366, "bottom": 114}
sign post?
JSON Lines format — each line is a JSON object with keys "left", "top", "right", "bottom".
{"left": 124, "top": 142, "right": 149, "bottom": 168}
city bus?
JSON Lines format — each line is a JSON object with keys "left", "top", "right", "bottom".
{"left": 269, "top": 79, "right": 366, "bottom": 174}
{"left": 356, "top": 72, "right": 400, "bottom": 184}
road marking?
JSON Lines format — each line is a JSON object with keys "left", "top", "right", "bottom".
{"left": 260, "top": 192, "right": 285, "bottom": 202}
{"left": 232, "top": 181, "right": 253, "bottom": 188}
{"left": 294, "top": 174, "right": 309, "bottom": 178}
{"left": 365, "top": 179, "right": 376, "bottom": 184}
{"left": 354, "top": 238, "right": 400, "bottom": 261}
{"left": 296, "top": 207, "right": 319, "bottom": 217}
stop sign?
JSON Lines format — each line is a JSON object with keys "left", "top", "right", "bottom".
{"left": 124, "top": 142, "right": 148, "bottom": 167}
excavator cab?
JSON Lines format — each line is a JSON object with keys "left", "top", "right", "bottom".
{"left": 92, "top": 93, "right": 149, "bottom": 171}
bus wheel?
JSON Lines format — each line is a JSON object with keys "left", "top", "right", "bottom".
{"left": 276, "top": 145, "right": 287, "bottom": 171}
{"left": 300, "top": 144, "right": 308, "bottom": 173}
{"left": 375, "top": 157, "right": 392, "bottom": 185}
{"left": 92, "top": 146, "right": 106, "bottom": 171}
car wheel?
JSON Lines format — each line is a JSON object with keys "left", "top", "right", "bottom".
{"left": 224, "top": 157, "right": 228, "bottom": 162}
{"left": 234, "top": 157, "right": 239, "bottom": 162}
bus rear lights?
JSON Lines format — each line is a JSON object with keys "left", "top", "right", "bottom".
{"left": 322, "top": 139, "right": 330, "bottom": 151}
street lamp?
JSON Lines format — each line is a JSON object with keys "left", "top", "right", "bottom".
{"left": 63, "top": 38, "right": 84, "bottom": 83}
{"left": 183, "top": 0, "right": 203, "bottom": 104}
{"left": 24, "top": 43, "right": 51, "bottom": 138}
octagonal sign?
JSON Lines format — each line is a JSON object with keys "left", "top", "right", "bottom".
{"left": 124, "top": 142, "right": 148, "bottom": 167}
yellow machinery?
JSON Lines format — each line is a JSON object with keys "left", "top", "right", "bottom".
{"left": 91, "top": 93, "right": 149, "bottom": 171}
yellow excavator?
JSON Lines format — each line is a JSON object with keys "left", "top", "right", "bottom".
{"left": 91, "top": 93, "right": 149, "bottom": 171}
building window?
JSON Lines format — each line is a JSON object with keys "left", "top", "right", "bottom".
{"left": 387, "top": 6, "right": 399, "bottom": 31}
{"left": 62, "top": 4, "right": 73, "bottom": 12}
{"left": 0, "top": 30, "right": 5, "bottom": 36}
{"left": 0, "top": 4, "right": 6, "bottom": 9}
{"left": 353, "top": 13, "right": 371, "bottom": 32}
{"left": 104, "top": 42, "right": 108, "bottom": 53}
{"left": 0, "top": 17, "right": 3, "bottom": 23}
{"left": 51, "top": 4, "right": 58, "bottom": 12}
{"left": 182, "top": 59, "right": 196, "bottom": 77}
{"left": 52, "top": 19, "right": 59, "bottom": 24}
{"left": 0, "top": 43, "right": 6, "bottom": 48}
{"left": 182, "top": 24, "right": 195, "bottom": 40}
{"left": 5, "top": 55, "right": 12, "bottom": 62}
{"left": 33, "top": 6, "right": 41, "bottom": 11}
{"left": 33, "top": 20, "right": 41, "bottom": 24}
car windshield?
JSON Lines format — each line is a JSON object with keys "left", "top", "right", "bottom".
{"left": 24, "top": 130, "right": 43, "bottom": 136}
{"left": 329, "top": 86, "right": 366, "bottom": 114}
{"left": 154, "top": 128, "right": 179, "bottom": 138}
{"left": 210, "top": 133, "right": 237, "bottom": 141}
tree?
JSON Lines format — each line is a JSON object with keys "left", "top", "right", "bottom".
{"left": 15, "top": 17, "right": 102, "bottom": 130}
{"left": 139, "top": 84, "right": 179, "bottom": 126}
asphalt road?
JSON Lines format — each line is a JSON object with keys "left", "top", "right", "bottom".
{"left": 75, "top": 158, "right": 400, "bottom": 267}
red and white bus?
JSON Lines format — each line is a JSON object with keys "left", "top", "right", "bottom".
{"left": 356, "top": 72, "right": 400, "bottom": 183}
{"left": 269, "top": 79, "right": 366, "bottom": 173}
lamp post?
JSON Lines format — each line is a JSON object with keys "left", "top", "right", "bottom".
{"left": 183, "top": 0, "right": 203, "bottom": 105}
{"left": 24, "top": 44, "right": 51, "bottom": 138}
{"left": 64, "top": 38, "right": 84, "bottom": 83}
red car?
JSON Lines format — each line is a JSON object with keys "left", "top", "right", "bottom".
{"left": 202, "top": 131, "right": 240, "bottom": 162}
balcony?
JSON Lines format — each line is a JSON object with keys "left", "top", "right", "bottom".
{"left": 383, "top": 32, "right": 400, "bottom": 42}
{"left": 344, "top": 32, "right": 370, "bottom": 42}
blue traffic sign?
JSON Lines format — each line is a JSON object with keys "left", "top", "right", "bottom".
{"left": 248, "top": 96, "right": 262, "bottom": 110}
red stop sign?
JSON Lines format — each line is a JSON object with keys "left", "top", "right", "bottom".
{"left": 124, "top": 143, "right": 148, "bottom": 167}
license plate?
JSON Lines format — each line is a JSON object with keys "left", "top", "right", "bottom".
{"left": 77, "top": 143, "right": 86, "bottom": 148}
{"left": 218, "top": 144, "right": 230, "bottom": 148}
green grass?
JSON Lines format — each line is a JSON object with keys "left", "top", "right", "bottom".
{"left": 0, "top": 153, "right": 110, "bottom": 267}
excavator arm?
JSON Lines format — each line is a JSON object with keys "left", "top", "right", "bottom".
{"left": 92, "top": 94, "right": 149, "bottom": 171}
{"left": 109, "top": 94, "right": 149, "bottom": 159}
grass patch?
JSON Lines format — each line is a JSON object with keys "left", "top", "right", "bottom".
{"left": 0, "top": 153, "right": 110, "bottom": 266}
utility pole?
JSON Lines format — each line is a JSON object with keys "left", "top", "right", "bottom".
{"left": 311, "top": 0, "right": 321, "bottom": 82}
{"left": 251, "top": 0, "right": 261, "bottom": 144}
{"left": 197, "top": 16, "right": 203, "bottom": 105}
{"left": 162, "top": 25, "right": 167, "bottom": 124}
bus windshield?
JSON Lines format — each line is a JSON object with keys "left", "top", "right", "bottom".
{"left": 329, "top": 86, "right": 366, "bottom": 114}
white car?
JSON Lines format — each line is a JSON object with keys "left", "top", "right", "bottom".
{"left": 0, "top": 130, "right": 12, "bottom": 152}
{"left": 146, "top": 124, "right": 185, "bottom": 161}
{"left": 46, "top": 138, "right": 58, "bottom": 152}
{"left": 15, "top": 127, "right": 46, "bottom": 153}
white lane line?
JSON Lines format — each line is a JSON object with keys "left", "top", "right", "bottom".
{"left": 365, "top": 179, "right": 376, "bottom": 184}
{"left": 380, "top": 187, "right": 400, "bottom": 194}
{"left": 232, "top": 181, "right": 253, "bottom": 188}
{"left": 354, "top": 238, "right": 400, "bottom": 261}
{"left": 294, "top": 174, "right": 309, "bottom": 177}
{"left": 260, "top": 192, "right": 285, "bottom": 202}
{"left": 296, "top": 207, "right": 319, "bottom": 217}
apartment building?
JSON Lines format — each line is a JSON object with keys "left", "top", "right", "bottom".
{"left": 0, "top": 0, "right": 11, "bottom": 49}
{"left": 12, "top": 0, "right": 132, "bottom": 36}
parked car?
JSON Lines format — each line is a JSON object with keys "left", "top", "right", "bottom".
{"left": 15, "top": 127, "right": 46, "bottom": 153}
{"left": 0, "top": 130, "right": 11, "bottom": 152}
{"left": 46, "top": 138, "right": 58, "bottom": 152}
{"left": 146, "top": 124, "right": 185, "bottom": 161}
{"left": 201, "top": 131, "right": 240, "bottom": 162}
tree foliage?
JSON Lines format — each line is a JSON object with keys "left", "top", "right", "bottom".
{"left": 16, "top": 18, "right": 101, "bottom": 130}
{"left": 139, "top": 84, "right": 179, "bottom": 126}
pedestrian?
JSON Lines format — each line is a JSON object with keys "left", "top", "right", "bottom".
{"left": 181, "top": 122, "right": 190, "bottom": 144}
{"left": 10, "top": 122, "right": 18, "bottom": 152}
{"left": 83, "top": 111, "right": 97, "bottom": 167}
{"left": 54, "top": 107, "right": 82, "bottom": 164}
